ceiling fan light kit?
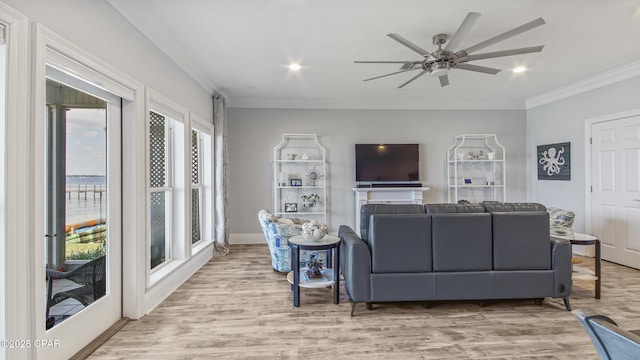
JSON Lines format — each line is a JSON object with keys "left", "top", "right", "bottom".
{"left": 429, "top": 63, "right": 450, "bottom": 77}
{"left": 355, "top": 12, "right": 545, "bottom": 87}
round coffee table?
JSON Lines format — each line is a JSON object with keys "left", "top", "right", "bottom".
{"left": 287, "top": 234, "right": 341, "bottom": 307}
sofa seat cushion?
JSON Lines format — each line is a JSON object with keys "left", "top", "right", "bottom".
{"left": 432, "top": 213, "right": 492, "bottom": 272}
{"left": 493, "top": 270, "right": 554, "bottom": 298}
{"left": 369, "top": 214, "right": 432, "bottom": 273}
{"left": 433, "top": 272, "right": 493, "bottom": 300}
{"left": 492, "top": 212, "right": 551, "bottom": 270}
{"left": 371, "top": 273, "right": 435, "bottom": 302}
{"left": 360, "top": 204, "right": 425, "bottom": 243}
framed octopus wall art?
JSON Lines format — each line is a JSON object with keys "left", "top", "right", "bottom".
{"left": 537, "top": 142, "right": 570, "bottom": 180}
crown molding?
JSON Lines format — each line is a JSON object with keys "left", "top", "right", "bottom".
{"left": 228, "top": 97, "right": 526, "bottom": 111}
{"left": 526, "top": 60, "right": 640, "bottom": 109}
{"left": 106, "top": 0, "right": 223, "bottom": 96}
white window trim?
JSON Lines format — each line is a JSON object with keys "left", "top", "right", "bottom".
{"left": 32, "top": 22, "right": 145, "bottom": 358}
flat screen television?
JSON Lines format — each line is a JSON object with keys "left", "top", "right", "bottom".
{"left": 355, "top": 144, "right": 420, "bottom": 183}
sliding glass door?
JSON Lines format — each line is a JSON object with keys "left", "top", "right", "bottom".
{"left": 38, "top": 66, "right": 122, "bottom": 359}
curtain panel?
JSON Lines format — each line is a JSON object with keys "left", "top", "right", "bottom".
{"left": 213, "top": 93, "right": 229, "bottom": 255}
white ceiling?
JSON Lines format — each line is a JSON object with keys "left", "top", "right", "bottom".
{"left": 108, "top": 0, "right": 640, "bottom": 110}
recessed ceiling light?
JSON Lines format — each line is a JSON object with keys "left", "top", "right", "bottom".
{"left": 289, "top": 63, "right": 302, "bottom": 71}
{"left": 513, "top": 66, "right": 527, "bottom": 73}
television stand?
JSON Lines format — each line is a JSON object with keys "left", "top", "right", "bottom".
{"left": 351, "top": 186, "right": 430, "bottom": 235}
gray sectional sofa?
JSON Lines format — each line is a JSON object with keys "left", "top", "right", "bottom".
{"left": 338, "top": 202, "right": 573, "bottom": 316}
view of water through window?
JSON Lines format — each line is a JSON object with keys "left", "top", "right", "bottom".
{"left": 64, "top": 108, "right": 107, "bottom": 261}
{"left": 45, "top": 79, "right": 109, "bottom": 329}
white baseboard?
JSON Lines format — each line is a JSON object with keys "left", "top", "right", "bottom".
{"left": 230, "top": 233, "right": 264, "bottom": 244}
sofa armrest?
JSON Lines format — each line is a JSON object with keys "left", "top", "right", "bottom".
{"left": 551, "top": 236, "right": 573, "bottom": 298}
{"left": 339, "top": 225, "right": 371, "bottom": 302}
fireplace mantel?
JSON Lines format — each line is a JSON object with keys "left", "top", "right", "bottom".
{"left": 351, "top": 187, "right": 430, "bottom": 235}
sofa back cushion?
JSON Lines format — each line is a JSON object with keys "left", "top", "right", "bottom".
{"left": 369, "top": 214, "right": 432, "bottom": 273}
{"left": 481, "top": 202, "right": 547, "bottom": 212}
{"left": 492, "top": 212, "right": 551, "bottom": 270}
{"left": 432, "top": 213, "right": 493, "bottom": 271}
{"left": 425, "top": 203, "right": 486, "bottom": 214}
{"left": 360, "top": 204, "right": 425, "bottom": 242}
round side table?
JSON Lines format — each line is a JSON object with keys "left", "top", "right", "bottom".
{"left": 287, "top": 234, "right": 341, "bottom": 307}
{"left": 552, "top": 232, "right": 601, "bottom": 299}
{"left": 569, "top": 233, "right": 601, "bottom": 299}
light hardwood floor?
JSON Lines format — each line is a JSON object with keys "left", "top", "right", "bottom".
{"left": 89, "top": 244, "right": 640, "bottom": 359}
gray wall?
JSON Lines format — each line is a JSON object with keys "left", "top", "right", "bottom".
{"left": 228, "top": 108, "right": 528, "bottom": 235}
{"left": 5, "top": 0, "right": 213, "bottom": 120}
{"left": 526, "top": 75, "right": 640, "bottom": 233}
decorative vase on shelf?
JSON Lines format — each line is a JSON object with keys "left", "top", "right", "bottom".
{"left": 287, "top": 153, "right": 297, "bottom": 160}
{"left": 301, "top": 220, "right": 328, "bottom": 241}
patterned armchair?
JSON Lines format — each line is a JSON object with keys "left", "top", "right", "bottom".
{"left": 548, "top": 207, "right": 575, "bottom": 237}
{"left": 258, "top": 209, "right": 311, "bottom": 272}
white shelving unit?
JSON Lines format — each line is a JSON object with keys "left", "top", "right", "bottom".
{"left": 273, "top": 134, "right": 327, "bottom": 225}
{"left": 447, "top": 134, "right": 506, "bottom": 203}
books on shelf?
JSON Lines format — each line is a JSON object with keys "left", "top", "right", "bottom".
{"left": 303, "top": 270, "right": 328, "bottom": 283}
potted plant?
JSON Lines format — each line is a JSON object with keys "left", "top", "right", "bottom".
{"left": 305, "top": 252, "right": 324, "bottom": 278}
{"left": 301, "top": 193, "right": 320, "bottom": 207}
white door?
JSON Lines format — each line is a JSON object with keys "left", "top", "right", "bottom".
{"left": 591, "top": 115, "right": 640, "bottom": 269}
{"left": 36, "top": 66, "right": 122, "bottom": 359}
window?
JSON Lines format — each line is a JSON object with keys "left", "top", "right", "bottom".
{"left": 190, "top": 114, "right": 213, "bottom": 249}
{"left": 191, "top": 129, "right": 202, "bottom": 244}
{"left": 149, "top": 110, "right": 172, "bottom": 270}
{"left": 147, "top": 89, "right": 211, "bottom": 280}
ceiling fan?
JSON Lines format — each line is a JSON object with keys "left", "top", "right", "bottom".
{"left": 354, "top": 12, "right": 545, "bottom": 88}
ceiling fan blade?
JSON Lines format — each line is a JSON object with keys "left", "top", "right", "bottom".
{"left": 354, "top": 61, "right": 422, "bottom": 64}
{"left": 461, "top": 18, "right": 545, "bottom": 55}
{"left": 397, "top": 70, "right": 428, "bottom": 88}
{"left": 439, "top": 75, "right": 449, "bottom": 87}
{"left": 464, "top": 45, "right": 544, "bottom": 61}
{"left": 363, "top": 68, "right": 422, "bottom": 82}
{"left": 443, "top": 12, "right": 481, "bottom": 52}
{"left": 387, "top": 33, "right": 430, "bottom": 56}
{"left": 454, "top": 63, "right": 501, "bottom": 75}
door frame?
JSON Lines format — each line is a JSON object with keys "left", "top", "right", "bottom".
{"left": 32, "top": 24, "right": 146, "bottom": 359}
{"left": 584, "top": 108, "right": 640, "bottom": 235}
{"left": 0, "top": 3, "right": 29, "bottom": 360}
{"left": 42, "top": 64, "right": 123, "bottom": 350}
